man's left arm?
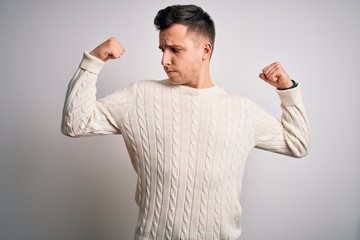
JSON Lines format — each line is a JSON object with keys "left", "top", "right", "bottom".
{"left": 249, "top": 62, "right": 310, "bottom": 157}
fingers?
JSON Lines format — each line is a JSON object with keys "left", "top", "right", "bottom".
{"left": 106, "top": 37, "right": 125, "bottom": 60}
{"left": 259, "top": 62, "right": 292, "bottom": 88}
{"left": 258, "top": 72, "right": 267, "bottom": 81}
{"left": 261, "top": 62, "right": 281, "bottom": 82}
{"left": 90, "top": 37, "right": 125, "bottom": 62}
{"left": 259, "top": 72, "right": 277, "bottom": 88}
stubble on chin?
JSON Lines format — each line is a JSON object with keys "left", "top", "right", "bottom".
{"left": 168, "top": 78, "right": 183, "bottom": 85}
{"left": 168, "top": 75, "right": 185, "bottom": 85}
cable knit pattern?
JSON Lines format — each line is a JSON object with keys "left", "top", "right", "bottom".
{"left": 180, "top": 95, "right": 200, "bottom": 240}
{"left": 229, "top": 99, "right": 248, "bottom": 232}
{"left": 61, "top": 53, "right": 310, "bottom": 240}
{"left": 164, "top": 86, "right": 182, "bottom": 240}
{"left": 197, "top": 96, "right": 217, "bottom": 240}
{"left": 213, "top": 97, "right": 232, "bottom": 239}
{"left": 150, "top": 82, "right": 165, "bottom": 239}
{"left": 136, "top": 82, "right": 152, "bottom": 236}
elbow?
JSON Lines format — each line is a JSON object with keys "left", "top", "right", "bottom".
{"left": 61, "top": 119, "right": 79, "bottom": 138}
{"left": 61, "top": 126, "right": 78, "bottom": 138}
{"left": 285, "top": 130, "right": 310, "bottom": 158}
{"left": 61, "top": 128, "right": 78, "bottom": 138}
{"left": 292, "top": 149, "right": 309, "bottom": 158}
{"left": 291, "top": 140, "right": 310, "bottom": 158}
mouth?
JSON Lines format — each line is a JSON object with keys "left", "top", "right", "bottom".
{"left": 165, "top": 69, "right": 177, "bottom": 76}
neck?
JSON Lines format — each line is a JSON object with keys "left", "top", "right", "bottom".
{"left": 186, "top": 65, "right": 213, "bottom": 89}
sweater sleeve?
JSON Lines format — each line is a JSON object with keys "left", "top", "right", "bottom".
{"left": 61, "top": 52, "right": 134, "bottom": 137}
{"left": 247, "top": 85, "right": 310, "bottom": 157}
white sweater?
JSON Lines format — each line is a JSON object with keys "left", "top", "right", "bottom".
{"left": 61, "top": 52, "right": 309, "bottom": 240}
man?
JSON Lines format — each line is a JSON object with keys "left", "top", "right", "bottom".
{"left": 61, "top": 4, "right": 309, "bottom": 240}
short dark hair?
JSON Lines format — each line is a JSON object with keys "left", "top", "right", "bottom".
{"left": 154, "top": 5, "right": 215, "bottom": 49}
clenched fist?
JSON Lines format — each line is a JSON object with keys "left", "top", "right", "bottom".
{"left": 259, "top": 62, "right": 293, "bottom": 89}
{"left": 90, "top": 37, "right": 125, "bottom": 62}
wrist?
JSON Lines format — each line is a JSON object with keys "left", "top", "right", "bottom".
{"left": 278, "top": 80, "right": 298, "bottom": 90}
{"left": 89, "top": 51, "right": 105, "bottom": 62}
{"left": 80, "top": 52, "right": 105, "bottom": 74}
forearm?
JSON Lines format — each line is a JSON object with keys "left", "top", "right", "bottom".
{"left": 61, "top": 52, "right": 105, "bottom": 137}
{"left": 251, "top": 85, "right": 310, "bottom": 157}
{"left": 277, "top": 85, "right": 310, "bottom": 157}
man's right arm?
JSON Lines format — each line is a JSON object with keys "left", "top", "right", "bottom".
{"left": 61, "top": 37, "right": 130, "bottom": 137}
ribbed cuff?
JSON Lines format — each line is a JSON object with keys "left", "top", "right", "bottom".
{"left": 276, "top": 83, "right": 303, "bottom": 106}
{"left": 79, "top": 51, "right": 105, "bottom": 74}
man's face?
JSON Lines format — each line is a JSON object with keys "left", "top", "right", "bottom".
{"left": 159, "top": 24, "right": 205, "bottom": 86}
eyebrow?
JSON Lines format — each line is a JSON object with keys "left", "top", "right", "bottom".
{"left": 158, "top": 44, "right": 183, "bottom": 50}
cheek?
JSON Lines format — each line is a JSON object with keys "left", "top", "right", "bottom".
{"left": 185, "top": 52, "right": 202, "bottom": 65}
{"left": 188, "top": 56, "right": 202, "bottom": 71}
{"left": 194, "top": 50, "right": 205, "bottom": 64}
{"left": 176, "top": 50, "right": 202, "bottom": 72}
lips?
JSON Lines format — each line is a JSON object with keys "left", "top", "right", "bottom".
{"left": 164, "top": 68, "right": 175, "bottom": 73}
{"left": 165, "top": 69, "right": 177, "bottom": 77}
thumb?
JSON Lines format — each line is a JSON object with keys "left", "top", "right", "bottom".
{"left": 259, "top": 73, "right": 267, "bottom": 81}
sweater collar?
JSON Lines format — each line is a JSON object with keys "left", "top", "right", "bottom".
{"left": 161, "top": 79, "right": 226, "bottom": 96}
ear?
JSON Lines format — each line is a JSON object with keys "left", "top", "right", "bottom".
{"left": 202, "top": 42, "right": 212, "bottom": 61}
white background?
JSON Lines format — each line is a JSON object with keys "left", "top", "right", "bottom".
{"left": 0, "top": 0, "right": 359, "bottom": 239}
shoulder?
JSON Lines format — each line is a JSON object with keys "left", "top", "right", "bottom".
{"left": 134, "top": 79, "right": 169, "bottom": 88}
{"left": 217, "top": 86, "right": 249, "bottom": 104}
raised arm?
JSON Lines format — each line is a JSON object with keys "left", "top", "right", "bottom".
{"left": 248, "top": 62, "right": 310, "bottom": 157}
{"left": 61, "top": 37, "right": 132, "bottom": 137}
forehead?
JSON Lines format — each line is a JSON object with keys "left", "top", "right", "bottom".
{"left": 159, "top": 24, "right": 192, "bottom": 45}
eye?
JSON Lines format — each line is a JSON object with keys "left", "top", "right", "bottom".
{"left": 171, "top": 47, "right": 180, "bottom": 53}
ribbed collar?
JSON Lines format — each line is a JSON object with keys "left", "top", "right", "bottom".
{"left": 160, "top": 79, "right": 226, "bottom": 96}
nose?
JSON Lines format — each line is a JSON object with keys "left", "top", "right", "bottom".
{"left": 161, "top": 50, "right": 171, "bottom": 66}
